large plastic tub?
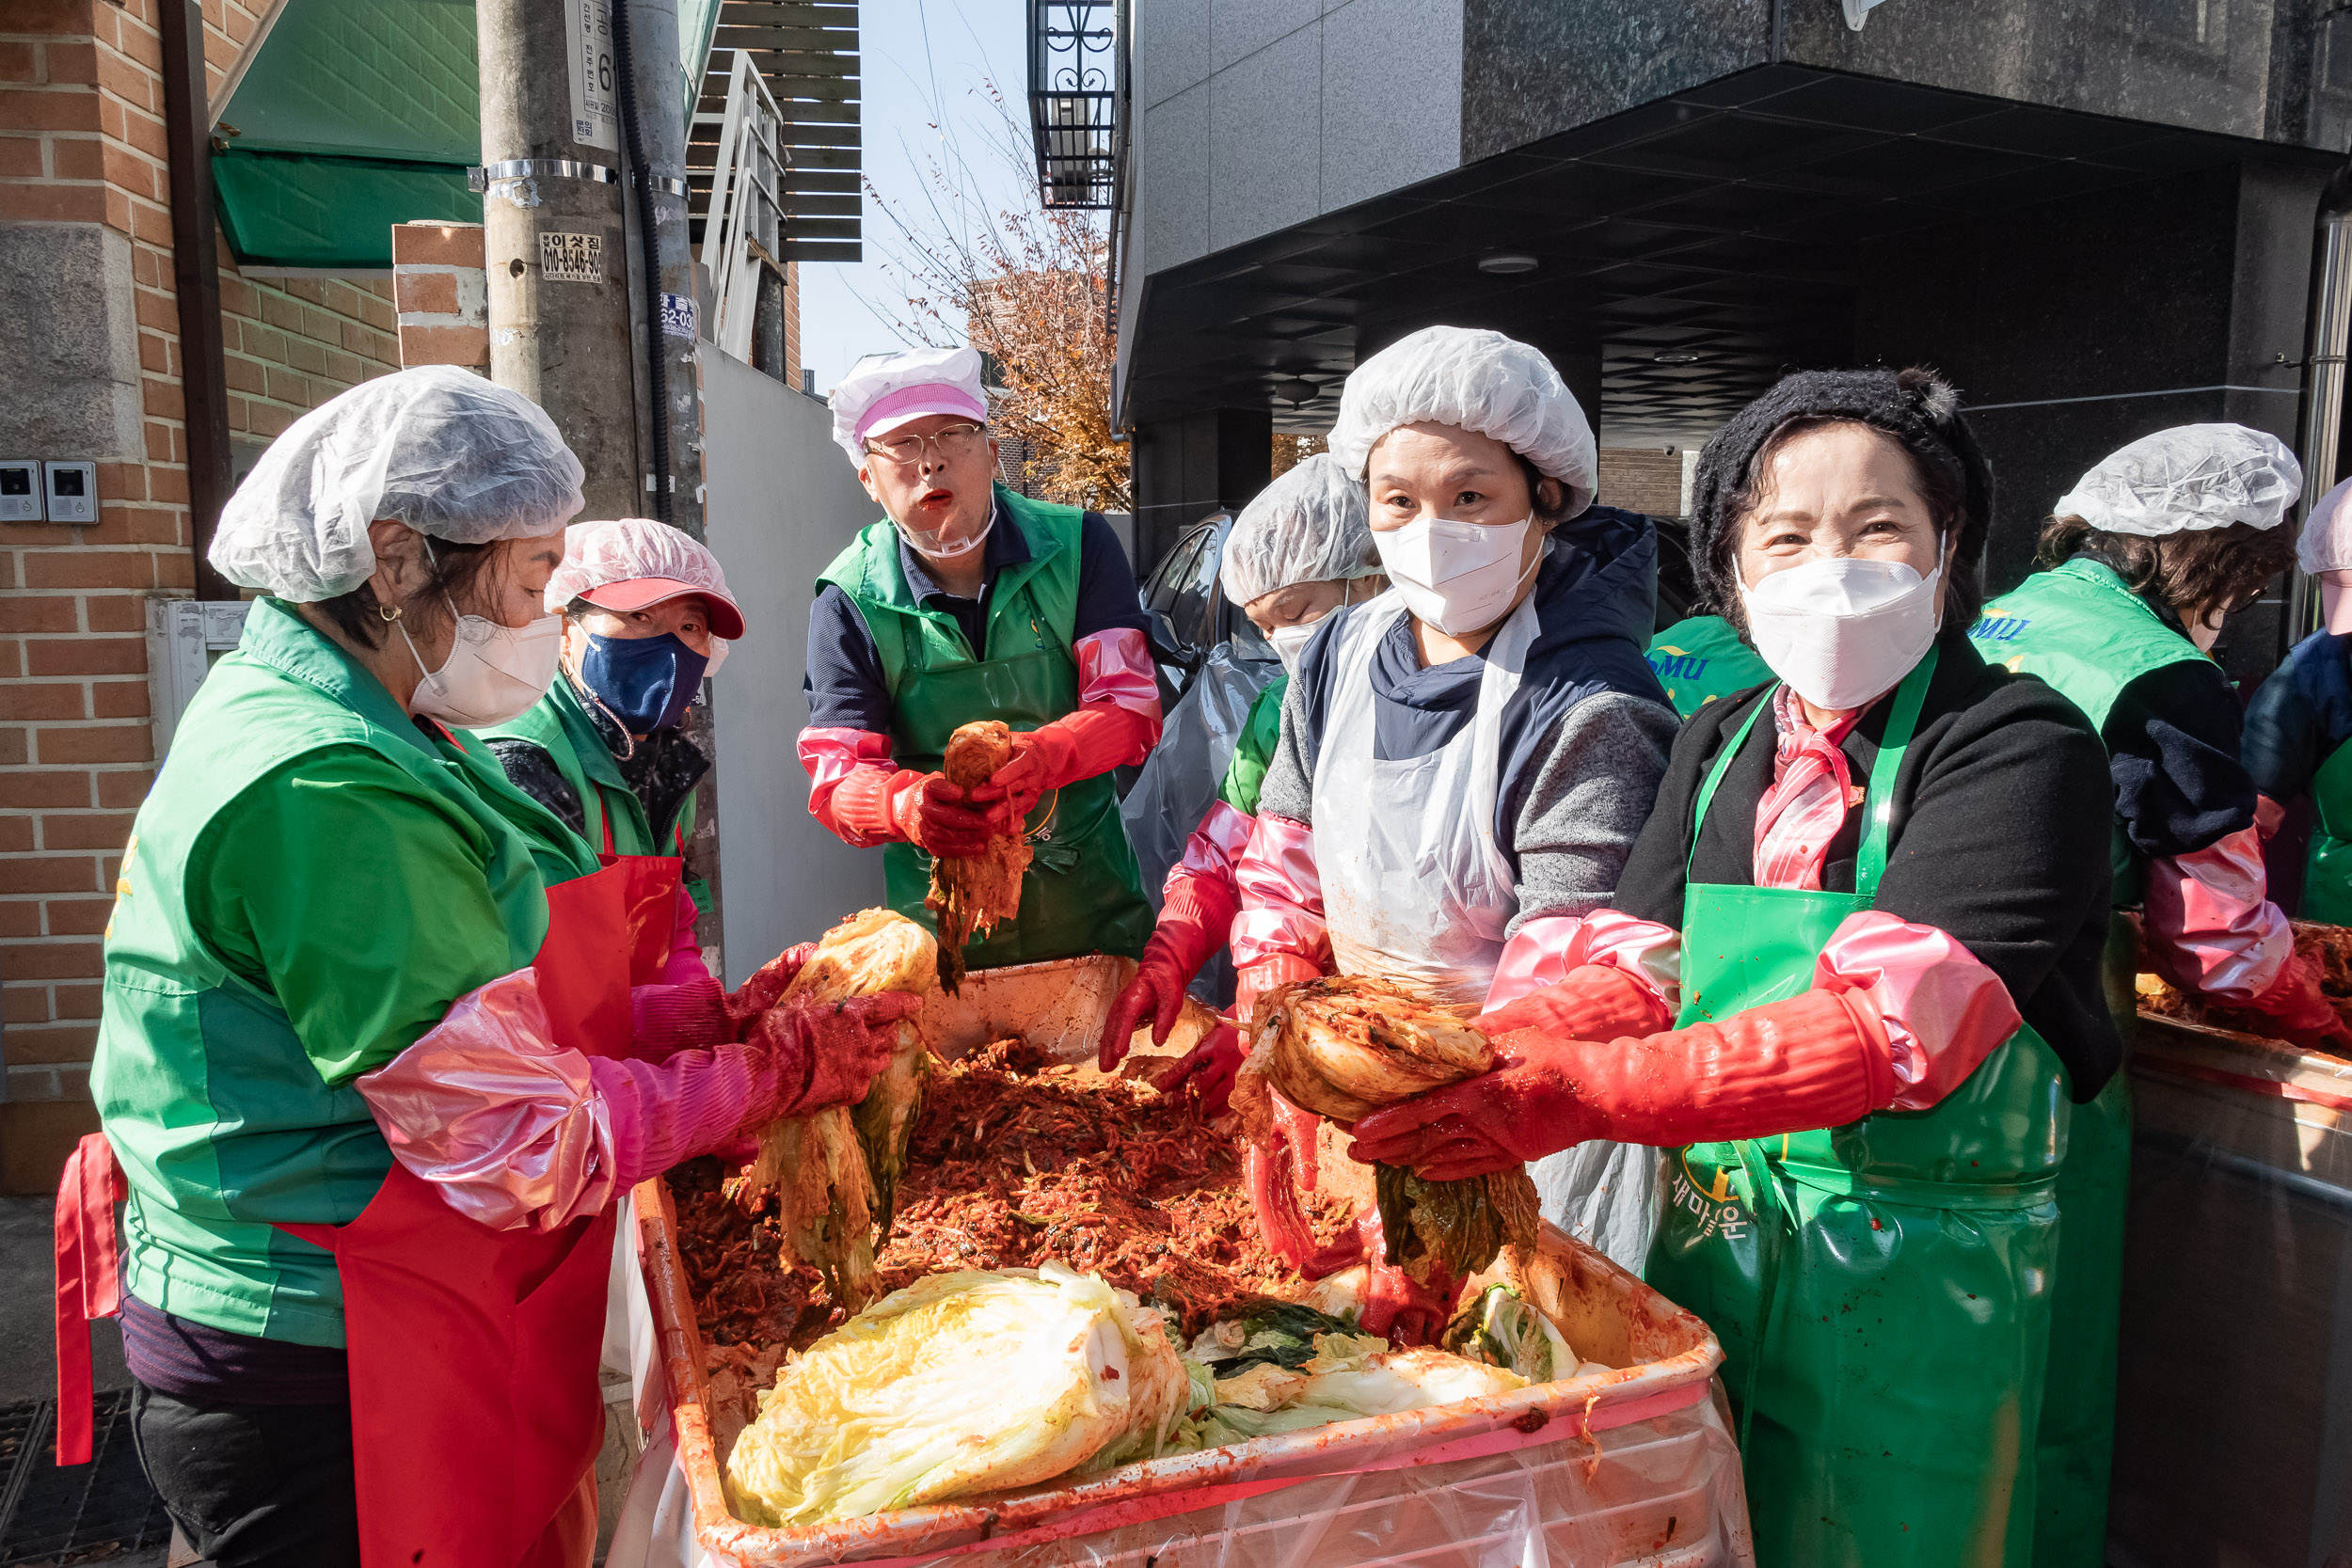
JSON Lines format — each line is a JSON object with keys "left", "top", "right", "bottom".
{"left": 2109, "top": 1008, "right": 2351, "bottom": 1568}
{"left": 625, "top": 957, "right": 1749, "bottom": 1568}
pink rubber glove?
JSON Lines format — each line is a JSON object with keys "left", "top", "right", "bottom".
{"left": 1477, "top": 964, "right": 1673, "bottom": 1051}
{"left": 628, "top": 976, "right": 731, "bottom": 1058}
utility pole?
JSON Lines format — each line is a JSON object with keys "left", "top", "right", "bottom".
{"left": 612, "top": 0, "right": 727, "bottom": 967}
{"left": 478, "top": 0, "right": 641, "bottom": 520}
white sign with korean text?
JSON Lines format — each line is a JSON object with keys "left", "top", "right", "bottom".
{"left": 563, "top": 0, "right": 618, "bottom": 151}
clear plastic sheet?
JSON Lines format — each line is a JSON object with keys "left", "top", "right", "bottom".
{"left": 1120, "top": 643, "right": 1279, "bottom": 1005}
{"left": 2109, "top": 1018, "right": 2352, "bottom": 1568}
{"left": 618, "top": 1392, "right": 1749, "bottom": 1568}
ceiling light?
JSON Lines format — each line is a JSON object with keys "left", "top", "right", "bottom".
{"left": 1273, "top": 377, "right": 1320, "bottom": 405}
{"left": 1653, "top": 351, "right": 1701, "bottom": 365}
{"left": 1477, "top": 253, "right": 1538, "bottom": 275}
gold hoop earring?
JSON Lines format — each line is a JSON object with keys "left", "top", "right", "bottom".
{"left": 379, "top": 603, "right": 401, "bottom": 623}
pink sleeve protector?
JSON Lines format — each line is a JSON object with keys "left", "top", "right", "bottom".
{"left": 798, "top": 726, "right": 919, "bottom": 847}
{"left": 1487, "top": 910, "right": 1681, "bottom": 1010}
{"left": 1230, "top": 812, "right": 1328, "bottom": 972}
{"left": 358, "top": 968, "right": 787, "bottom": 1232}
{"left": 2142, "top": 827, "right": 2293, "bottom": 1003}
{"left": 1076, "top": 627, "right": 1164, "bottom": 734}
{"left": 1812, "top": 909, "right": 2022, "bottom": 1112}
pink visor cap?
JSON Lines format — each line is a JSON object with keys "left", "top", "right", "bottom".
{"left": 829, "top": 344, "right": 991, "bottom": 464}
{"left": 545, "top": 516, "right": 746, "bottom": 640}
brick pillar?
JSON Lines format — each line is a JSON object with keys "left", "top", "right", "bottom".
{"left": 392, "top": 221, "right": 489, "bottom": 372}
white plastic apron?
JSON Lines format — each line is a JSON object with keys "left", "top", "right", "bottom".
{"left": 1310, "top": 582, "right": 1661, "bottom": 1275}
{"left": 1311, "top": 588, "right": 1532, "bottom": 1006}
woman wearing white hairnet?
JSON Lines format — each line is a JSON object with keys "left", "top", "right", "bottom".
{"left": 67, "top": 369, "right": 911, "bottom": 1568}
{"left": 1226, "top": 326, "right": 1681, "bottom": 1330}
{"left": 1966, "top": 422, "right": 2344, "bottom": 1568}
{"left": 1096, "top": 453, "right": 1382, "bottom": 1100}
{"left": 481, "top": 518, "right": 747, "bottom": 1054}
{"left": 2246, "top": 474, "right": 2352, "bottom": 923}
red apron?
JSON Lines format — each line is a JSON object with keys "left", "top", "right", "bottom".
{"left": 277, "top": 852, "right": 679, "bottom": 1568}
{"left": 52, "top": 854, "right": 678, "bottom": 1559}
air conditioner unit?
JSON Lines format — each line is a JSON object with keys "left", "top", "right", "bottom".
{"left": 148, "top": 598, "right": 253, "bottom": 756}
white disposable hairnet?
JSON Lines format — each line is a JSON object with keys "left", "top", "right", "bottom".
{"left": 1327, "top": 325, "right": 1597, "bottom": 513}
{"left": 2298, "top": 476, "right": 2352, "bottom": 575}
{"left": 1219, "top": 453, "right": 1377, "bottom": 607}
{"left": 210, "top": 365, "right": 586, "bottom": 601}
{"left": 2054, "top": 423, "right": 2301, "bottom": 538}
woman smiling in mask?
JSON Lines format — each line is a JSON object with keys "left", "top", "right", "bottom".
{"left": 1354, "top": 369, "right": 2119, "bottom": 1568}
{"left": 1225, "top": 326, "right": 1682, "bottom": 1296}
{"left": 483, "top": 517, "right": 745, "bottom": 1053}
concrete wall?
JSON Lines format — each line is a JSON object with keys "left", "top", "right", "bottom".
{"left": 697, "top": 345, "right": 884, "bottom": 986}
{"left": 1127, "top": 0, "right": 1464, "bottom": 283}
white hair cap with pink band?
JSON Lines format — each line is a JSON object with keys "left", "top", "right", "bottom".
{"left": 827, "top": 345, "right": 992, "bottom": 466}
{"left": 546, "top": 516, "right": 745, "bottom": 672}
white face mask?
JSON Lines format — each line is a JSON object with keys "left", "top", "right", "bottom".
{"left": 1261, "top": 579, "right": 1370, "bottom": 674}
{"left": 1267, "top": 620, "right": 1317, "bottom": 674}
{"left": 1739, "top": 555, "right": 1943, "bottom": 711}
{"left": 400, "top": 610, "right": 564, "bottom": 727}
{"left": 1374, "top": 515, "right": 1538, "bottom": 637}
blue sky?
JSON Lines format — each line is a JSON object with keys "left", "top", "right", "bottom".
{"left": 798, "top": 0, "right": 1034, "bottom": 397}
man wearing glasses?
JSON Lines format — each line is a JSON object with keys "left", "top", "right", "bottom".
{"left": 799, "top": 345, "right": 1161, "bottom": 971}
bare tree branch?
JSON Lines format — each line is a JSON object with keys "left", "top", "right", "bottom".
{"left": 860, "top": 79, "right": 1130, "bottom": 512}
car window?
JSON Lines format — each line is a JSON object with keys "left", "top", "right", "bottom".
{"left": 1165, "top": 521, "right": 1226, "bottom": 656}
{"left": 1142, "top": 525, "right": 1209, "bottom": 617}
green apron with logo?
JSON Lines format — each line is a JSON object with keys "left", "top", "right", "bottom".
{"left": 477, "top": 673, "right": 705, "bottom": 906}
{"left": 1645, "top": 648, "right": 2071, "bottom": 1568}
{"left": 818, "top": 484, "right": 1152, "bottom": 970}
{"left": 2303, "top": 729, "right": 2352, "bottom": 924}
{"left": 1971, "top": 556, "right": 2213, "bottom": 1566}
{"left": 1647, "top": 614, "right": 1774, "bottom": 719}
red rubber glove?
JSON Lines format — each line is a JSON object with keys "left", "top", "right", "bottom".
{"left": 1353, "top": 1204, "right": 1464, "bottom": 1347}
{"left": 1099, "top": 879, "right": 1235, "bottom": 1069}
{"left": 2237, "top": 952, "right": 2352, "bottom": 1053}
{"left": 628, "top": 976, "right": 732, "bottom": 1059}
{"left": 1157, "top": 1023, "right": 1243, "bottom": 1117}
{"left": 1478, "top": 963, "right": 1672, "bottom": 1045}
{"left": 724, "top": 942, "right": 817, "bottom": 1038}
{"left": 1350, "top": 989, "right": 1899, "bottom": 1180}
{"left": 826, "top": 767, "right": 1010, "bottom": 856}
{"left": 746, "top": 990, "right": 926, "bottom": 1118}
{"left": 970, "top": 707, "right": 1152, "bottom": 821}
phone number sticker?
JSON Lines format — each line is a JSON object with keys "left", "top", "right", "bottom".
{"left": 539, "top": 231, "right": 603, "bottom": 283}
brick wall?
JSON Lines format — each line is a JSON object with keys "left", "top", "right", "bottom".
{"left": 1596, "top": 448, "right": 1690, "bottom": 518}
{"left": 0, "top": 0, "right": 394, "bottom": 1192}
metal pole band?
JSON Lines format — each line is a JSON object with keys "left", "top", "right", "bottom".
{"left": 468, "top": 158, "right": 622, "bottom": 192}
{"left": 638, "top": 172, "right": 691, "bottom": 198}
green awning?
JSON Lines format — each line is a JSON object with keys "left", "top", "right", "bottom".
{"left": 211, "top": 0, "right": 480, "bottom": 269}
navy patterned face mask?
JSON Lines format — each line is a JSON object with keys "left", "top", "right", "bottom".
{"left": 580, "top": 631, "right": 708, "bottom": 733}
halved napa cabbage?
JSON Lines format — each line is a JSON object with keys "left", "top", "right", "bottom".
{"left": 724, "top": 1262, "right": 1183, "bottom": 1526}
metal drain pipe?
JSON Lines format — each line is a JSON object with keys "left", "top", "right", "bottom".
{"left": 2289, "top": 160, "right": 2352, "bottom": 648}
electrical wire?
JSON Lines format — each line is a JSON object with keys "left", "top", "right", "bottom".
{"left": 611, "top": 0, "right": 674, "bottom": 525}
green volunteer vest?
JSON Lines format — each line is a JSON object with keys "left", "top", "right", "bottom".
{"left": 1645, "top": 649, "right": 2071, "bottom": 1568}
{"left": 1646, "top": 614, "right": 1772, "bottom": 719}
{"left": 817, "top": 485, "right": 1152, "bottom": 968}
{"left": 1216, "top": 673, "right": 1287, "bottom": 816}
{"left": 2305, "top": 689, "right": 2352, "bottom": 923}
{"left": 1968, "top": 557, "right": 2211, "bottom": 905}
{"left": 476, "top": 672, "right": 702, "bottom": 901}
{"left": 92, "top": 599, "right": 594, "bottom": 1346}
{"left": 1968, "top": 554, "right": 2202, "bottom": 1565}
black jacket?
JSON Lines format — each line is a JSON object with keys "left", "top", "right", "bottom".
{"left": 1612, "top": 628, "right": 2122, "bottom": 1100}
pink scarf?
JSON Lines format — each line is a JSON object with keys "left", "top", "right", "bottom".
{"left": 1753, "top": 686, "right": 1867, "bottom": 891}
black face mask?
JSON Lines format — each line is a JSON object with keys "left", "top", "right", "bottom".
{"left": 578, "top": 631, "right": 708, "bottom": 733}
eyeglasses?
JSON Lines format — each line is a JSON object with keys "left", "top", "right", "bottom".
{"left": 865, "top": 422, "right": 989, "bottom": 467}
